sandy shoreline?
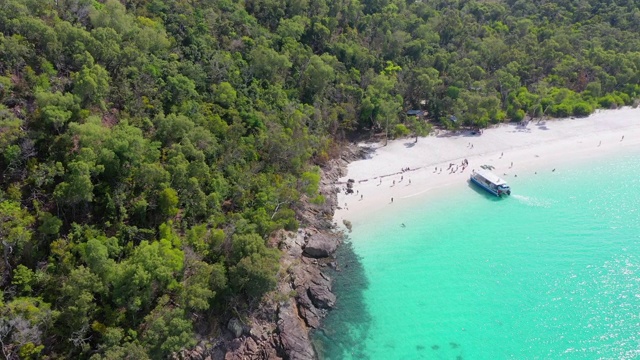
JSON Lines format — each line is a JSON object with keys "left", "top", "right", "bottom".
{"left": 334, "top": 107, "right": 640, "bottom": 228}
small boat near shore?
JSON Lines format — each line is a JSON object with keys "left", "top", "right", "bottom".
{"left": 470, "top": 169, "right": 511, "bottom": 197}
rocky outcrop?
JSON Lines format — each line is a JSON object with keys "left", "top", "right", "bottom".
{"left": 227, "top": 318, "right": 244, "bottom": 338}
{"left": 303, "top": 232, "right": 339, "bottom": 258}
{"left": 223, "top": 319, "right": 282, "bottom": 360}
{"left": 178, "top": 144, "right": 366, "bottom": 360}
{"left": 288, "top": 251, "right": 335, "bottom": 329}
{"left": 277, "top": 299, "right": 315, "bottom": 360}
{"left": 308, "top": 274, "right": 336, "bottom": 310}
{"left": 171, "top": 342, "right": 226, "bottom": 360}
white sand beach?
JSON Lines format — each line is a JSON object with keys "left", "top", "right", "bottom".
{"left": 334, "top": 107, "right": 640, "bottom": 227}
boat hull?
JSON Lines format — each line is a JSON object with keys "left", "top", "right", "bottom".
{"left": 470, "top": 176, "right": 510, "bottom": 197}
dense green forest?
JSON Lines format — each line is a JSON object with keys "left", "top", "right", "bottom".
{"left": 1, "top": 0, "right": 639, "bottom": 358}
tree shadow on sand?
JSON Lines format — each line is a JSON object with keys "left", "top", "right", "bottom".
{"left": 435, "top": 129, "right": 482, "bottom": 138}
{"left": 536, "top": 121, "right": 550, "bottom": 130}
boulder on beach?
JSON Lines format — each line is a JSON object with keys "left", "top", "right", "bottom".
{"left": 303, "top": 233, "right": 338, "bottom": 258}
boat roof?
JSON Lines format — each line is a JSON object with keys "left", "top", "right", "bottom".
{"left": 474, "top": 169, "right": 508, "bottom": 185}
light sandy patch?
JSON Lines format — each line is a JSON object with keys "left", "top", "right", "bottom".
{"left": 334, "top": 107, "right": 640, "bottom": 228}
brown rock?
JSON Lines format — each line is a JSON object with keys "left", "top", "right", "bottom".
{"left": 278, "top": 299, "right": 315, "bottom": 360}
{"left": 303, "top": 233, "right": 339, "bottom": 258}
{"left": 295, "top": 290, "right": 322, "bottom": 328}
{"left": 227, "top": 318, "right": 244, "bottom": 338}
{"left": 219, "top": 146, "right": 360, "bottom": 360}
{"left": 245, "top": 337, "right": 258, "bottom": 354}
{"left": 307, "top": 284, "right": 336, "bottom": 309}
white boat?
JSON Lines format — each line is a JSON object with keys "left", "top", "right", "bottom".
{"left": 470, "top": 169, "right": 511, "bottom": 197}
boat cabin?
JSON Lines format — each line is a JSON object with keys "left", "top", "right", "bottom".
{"left": 470, "top": 169, "right": 511, "bottom": 197}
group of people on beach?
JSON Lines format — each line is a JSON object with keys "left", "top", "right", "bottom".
{"left": 341, "top": 132, "right": 631, "bottom": 213}
{"left": 444, "top": 158, "right": 469, "bottom": 174}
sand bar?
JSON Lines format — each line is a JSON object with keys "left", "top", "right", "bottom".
{"left": 334, "top": 107, "right": 640, "bottom": 227}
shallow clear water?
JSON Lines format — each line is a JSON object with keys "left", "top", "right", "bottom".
{"left": 314, "top": 153, "right": 640, "bottom": 360}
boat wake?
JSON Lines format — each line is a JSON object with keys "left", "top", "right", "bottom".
{"left": 511, "top": 194, "right": 554, "bottom": 208}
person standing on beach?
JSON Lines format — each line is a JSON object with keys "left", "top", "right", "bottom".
{"left": 621, "top": 135, "right": 625, "bottom": 141}
{"left": 391, "top": 197, "right": 394, "bottom": 203}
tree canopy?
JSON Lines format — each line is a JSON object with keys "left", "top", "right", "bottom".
{"left": 1, "top": 0, "right": 640, "bottom": 357}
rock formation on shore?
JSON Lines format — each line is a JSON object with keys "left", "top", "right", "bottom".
{"left": 173, "top": 145, "right": 364, "bottom": 360}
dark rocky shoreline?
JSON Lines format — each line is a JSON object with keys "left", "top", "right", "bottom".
{"left": 174, "top": 145, "right": 364, "bottom": 360}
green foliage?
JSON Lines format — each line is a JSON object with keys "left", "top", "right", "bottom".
{"left": 158, "top": 188, "right": 179, "bottom": 217}
{"left": 231, "top": 233, "right": 269, "bottom": 263}
{"left": 180, "top": 258, "right": 226, "bottom": 311}
{"left": 511, "top": 109, "right": 526, "bottom": 122}
{"left": 73, "top": 61, "right": 110, "bottom": 108}
{"left": 140, "top": 297, "right": 195, "bottom": 358}
{"left": 300, "top": 168, "right": 321, "bottom": 196}
{"left": 19, "top": 342, "right": 45, "bottom": 358}
{"left": 249, "top": 46, "right": 292, "bottom": 83}
{"left": 229, "top": 233, "right": 280, "bottom": 298}
{"left": 0, "top": 106, "right": 24, "bottom": 153}
{"left": 212, "top": 82, "right": 237, "bottom": 108}
{"left": 0, "top": 296, "right": 57, "bottom": 359}
{"left": 393, "top": 124, "right": 410, "bottom": 138}
{"left": 0, "top": 201, "right": 35, "bottom": 270}
{"left": 58, "top": 265, "right": 105, "bottom": 333}
{"left": 230, "top": 250, "right": 280, "bottom": 299}
{"left": 35, "top": 91, "right": 79, "bottom": 133}
{"left": 37, "top": 212, "right": 62, "bottom": 236}
{"left": 311, "top": 194, "right": 326, "bottom": 205}
{"left": 573, "top": 102, "right": 593, "bottom": 117}
{"left": 2, "top": 0, "right": 640, "bottom": 356}
{"left": 12, "top": 265, "right": 35, "bottom": 295}
{"left": 53, "top": 152, "right": 103, "bottom": 206}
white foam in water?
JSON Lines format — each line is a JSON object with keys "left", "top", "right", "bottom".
{"left": 511, "top": 194, "right": 555, "bottom": 208}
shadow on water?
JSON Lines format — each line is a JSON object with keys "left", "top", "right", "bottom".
{"left": 311, "top": 237, "right": 371, "bottom": 360}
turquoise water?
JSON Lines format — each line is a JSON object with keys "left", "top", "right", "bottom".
{"left": 314, "top": 153, "right": 640, "bottom": 359}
